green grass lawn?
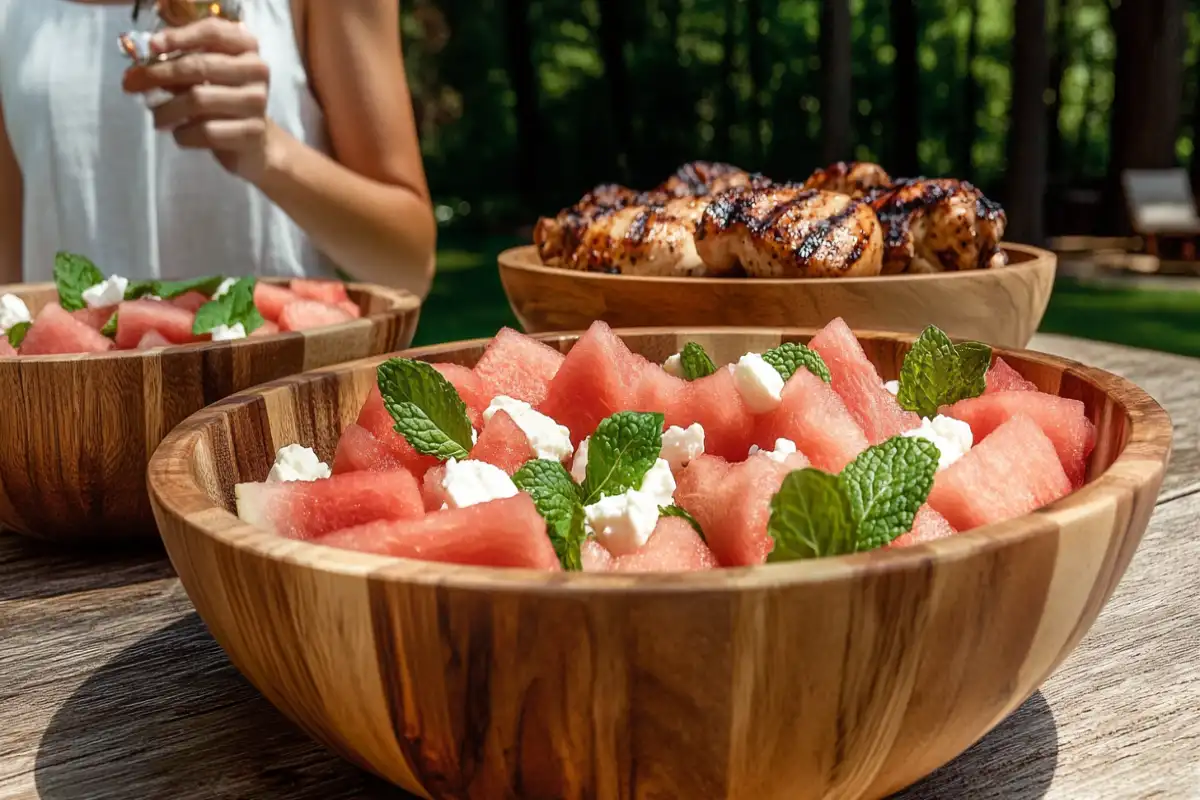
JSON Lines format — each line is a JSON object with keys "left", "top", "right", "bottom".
{"left": 414, "top": 236, "right": 1200, "bottom": 360}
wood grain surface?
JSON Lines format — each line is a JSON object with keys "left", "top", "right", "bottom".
{"left": 0, "top": 335, "right": 1196, "bottom": 799}
{"left": 499, "top": 244, "right": 1055, "bottom": 349}
{"left": 0, "top": 281, "right": 421, "bottom": 543}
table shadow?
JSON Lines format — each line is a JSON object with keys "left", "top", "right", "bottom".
{"left": 0, "top": 532, "right": 175, "bottom": 602}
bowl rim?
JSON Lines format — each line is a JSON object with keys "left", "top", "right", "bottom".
{"left": 498, "top": 242, "right": 1056, "bottom": 286}
{"left": 0, "top": 279, "right": 422, "bottom": 363}
{"left": 148, "top": 326, "right": 1172, "bottom": 596}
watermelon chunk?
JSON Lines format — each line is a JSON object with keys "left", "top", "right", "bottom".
{"left": 473, "top": 327, "right": 566, "bottom": 406}
{"left": 680, "top": 368, "right": 758, "bottom": 461}
{"left": 278, "top": 299, "right": 355, "bottom": 332}
{"left": 752, "top": 367, "right": 868, "bottom": 472}
{"left": 20, "top": 303, "right": 115, "bottom": 355}
{"left": 235, "top": 469, "right": 425, "bottom": 540}
{"left": 675, "top": 451, "right": 810, "bottom": 567}
{"left": 338, "top": 300, "right": 363, "bottom": 319}
{"left": 317, "top": 494, "right": 562, "bottom": 570}
{"left": 170, "top": 291, "right": 209, "bottom": 312}
{"left": 136, "top": 330, "right": 173, "bottom": 350}
{"left": 250, "top": 320, "right": 281, "bottom": 338}
{"left": 71, "top": 305, "right": 117, "bottom": 331}
{"left": 115, "top": 299, "right": 202, "bottom": 348}
{"left": 291, "top": 278, "right": 350, "bottom": 305}
{"left": 420, "top": 465, "right": 449, "bottom": 511}
{"left": 809, "top": 317, "right": 920, "bottom": 444}
{"left": 0, "top": 338, "right": 16, "bottom": 357}
{"left": 581, "top": 539, "right": 615, "bottom": 571}
{"left": 986, "top": 357, "right": 1038, "bottom": 393}
{"left": 539, "top": 321, "right": 649, "bottom": 443}
{"left": 254, "top": 282, "right": 300, "bottom": 323}
{"left": 432, "top": 362, "right": 494, "bottom": 426}
{"left": 332, "top": 423, "right": 407, "bottom": 474}
{"left": 469, "top": 410, "right": 536, "bottom": 475}
{"left": 927, "top": 414, "right": 1072, "bottom": 531}
{"left": 888, "top": 505, "right": 957, "bottom": 548}
{"left": 610, "top": 517, "right": 719, "bottom": 572}
{"left": 941, "top": 390, "right": 1097, "bottom": 487}
{"left": 355, "top": 386, "right": 441, "bottom": 479}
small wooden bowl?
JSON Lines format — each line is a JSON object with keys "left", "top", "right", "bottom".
{"left": 148, "top": 328, "right": 1169, "bottom": 799}
{"left": 0, "top": 281, "right": 421, "bottom": 543}
{"left": 499, "top": 244, "right": 1056, "bottom": 348}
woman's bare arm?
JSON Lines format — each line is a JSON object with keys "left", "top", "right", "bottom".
{"left": 0, "top": 99, "right": 22, "bottom": 284}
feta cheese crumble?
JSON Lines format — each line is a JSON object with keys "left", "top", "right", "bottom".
{"left": 584, "top": 458, "right": 676, "bottom": 556}
{"left": 901, "top": 415, "right": 973, "bottom": 471}
{"left": 570, "top": 436, "right": 590, "bottom": 483}
{"left": 883, "top": 380, "right": 899, "bottom": 396}
{"left": 663, "top": 352, "right": 684, "bottom": 378}
{"left": 661, "top": 423, "right": 705, "bottom": 471}
{"left": 732, "top": 352, "right": 784, "bottom": 413}
{"left": 483, "top": 395, "right": 574, "bottom": 462}
{"left": 266, "top": 444, "right": 331, "bottom": 483}
{"left": 213, "top": 277, "right": 238, "bottom": 300}
{"left": 81, "top": 275, "right": 129, "bottom": 308}
{"left": 210, "top": 323, "right": 247, "bottom": 341}
{"left": 440, "top": 457, "right": 518, "bottom": 509}
{"left": 0, "top": 293, "right": 31, "bottom": 334}
{"left": 748, "top": 437, "right": 798, "bottom": 463}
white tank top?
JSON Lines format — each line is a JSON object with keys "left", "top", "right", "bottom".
{"left": 0, "top": 0, "right": 335, "bottom": 282}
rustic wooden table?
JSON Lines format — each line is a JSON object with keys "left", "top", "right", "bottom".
{"left": 2, "top": 334, "right": 1198, "bottom": 800}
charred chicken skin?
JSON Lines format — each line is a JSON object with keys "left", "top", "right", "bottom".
{"left": 802, "top": 161, "right": 893, "bottom": 198}
{"left": 695, "top": 185, "right": 884, "bottom": 278}
{"left": 533, "top": 183, "right": 641, "bottom": 265}
{"left": 651, "top": 160, "right": 772, "bottom": 200}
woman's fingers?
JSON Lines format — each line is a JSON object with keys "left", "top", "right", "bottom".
{"left": 124, "top": 51, "right": 269, "bottom": 92}
{"left": 152, "top": 84, "right": 269, "bottom": 130}
{"left": 151, "top": 17, "right": 258, "bottom": 57}
{"left": 173, "top": 118, "right": 267, "bottom": 152}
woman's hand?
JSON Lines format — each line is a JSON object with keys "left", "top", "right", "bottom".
{"left": 122, "top": 17, "right": 277, "bottom": 183}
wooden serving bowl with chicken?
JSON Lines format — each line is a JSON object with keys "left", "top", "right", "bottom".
{"left": 500, "top": 161, "right": 1055, "bottom": 348}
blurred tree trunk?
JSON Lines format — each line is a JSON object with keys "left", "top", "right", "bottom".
{"left": 1104, "top": 0, "right": 1186, "bottom": 233}
{"left": 820, "top": 0, "right": 852, "bottom": 163}
{"left": 502, "top": 0, "right": 541, "bottom": 207}
{"left": 596, "top": 0, "right": 633, "bottom": 181}
{"left": 1192, "top": 56, "right": 1200, "bottom": 190}
{"left": 1007, "top": 0, "right": 1049, "bottom": 244}
{"left": 717, "top": 0, "right": 739, "bottom": 161}
{"left": 959, "top": 0, "right": 979, "bottom": 178}
{"left": 890, "top": 0, "right": 920, "bottom": 175}
{"left": 747, "top": 0, "right": 768, "bottom": 164}
{"left": 1046, "top": 0, "right": 1070, "bottom": 179}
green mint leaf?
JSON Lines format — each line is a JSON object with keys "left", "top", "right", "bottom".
{"left": 54, "top": 252, "right": 106, "bottom": 311}
{"left": 839, "top": 436, "right": 939, "bottom": 551}
{"left": 762, "top": 342, "right": 832, "bottom": 383}
{"left": 130, "top": 275, "right": 226, "bottom": 300}
{"left": 582, "top": 411, "right": 665, "bottom": 504}
{"left": 6, "top": 321, "right": 30, "bottom": 348}
{"left": 124, "top": 280, "right": 159, "bottom": 300}
{"left": 658, "top": 504, "right": 705, "bottom": 541}
{"left": 513, "top": 459, "right": 587, "bottom": 570}
{"left": 896, "top": 325, "right": 992, "bottom": 417}
{"left": 376, "top": 358, "right": 474, "bottom": 460}
{"left": 679, "top": 342, "right": 717, "bottom": 380}
{"left": 100, "top": 312, "right": 118, "bottom": 339}
{"left": 766, "top": 469, "right": 856, "bottom": 561}
{"left": 192, "top": 277, "right": 264, "bottom": 335}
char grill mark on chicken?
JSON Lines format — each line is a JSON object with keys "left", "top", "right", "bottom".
{"left": 653, "top": 160, "right": 773, "bottom": 200}
{"left": 802, "top": 161, "right": 893, "bottom": 199}
{"left": 564, "top": 196, "right": 711, "bottom": 276}
{"left": 533, "top": 183, "right": 641, "bottom": 265}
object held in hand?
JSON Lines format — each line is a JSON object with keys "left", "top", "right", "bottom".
{"left": 119, "top": 1, "right": 245, "bottom": 65}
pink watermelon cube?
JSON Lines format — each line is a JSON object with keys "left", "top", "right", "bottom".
{"left": 71, "top": 305, "right": 118, "bottom": 331}
{"left": 539, "top": 321, "right": 650, "bottom": 443}
{"left": 941, "top": 390, "right": 1096, "bottom": 487}
{"left": 632, "top": 365, "right": 754, "bottom": 461}
{"left": 291, "top": 278, "right": 350, "bottom": 305}
{"left": 473, "top": 327, "right": 566, "bottom": 406}
{"left": 235, "top": 469, "right": 425, "bottom": 540}
{"left": 809, "top": 317, "right": 920, "bottom": 444}
{"left": 20, "top": 303, "right": 115, "bottom": 355}
{"left": 0, "top": 338, "right": 16, "bottom": 357}
{"left": 278, "top": 299, "right": 355, "bottom": 332}
{"left": 752, "top": 367, "right": 868, "bottom": 473}
{"left": 317, "top": 494, "right": 562, "bottom": 570}
{"left": 584, "top": 517, "right": 719, "bottom": 572}
{"left": 249, "top": 320, "right": 281, "bottom": 338}
{"left": 115, "top": 299, "right": 202, "bottom": 348}
{"left": 469, "top": 410, "right": 536, "bottom": 475}
{"left": 136, "top": 330, "right": 173, "bottom": 350}
{"left": 331, "top": 423, "right": 408, "bottom": 474}
{"left": 888, "top": 505, "right": 957, "bottom": 548}
{"left": 170, "top": 291, "right": 209, "bottom": 312}
{"left": 355, "top": 386, "right": 441, "bottom": 479}
{"left": 431, "top": 362, "right": 494, "bottom": 427}
{"left": 254, "top": 282, "right": 300, "bottom": 323}
{"left": 420, "top": 465, "right": 450, "bottom": 511}
{"left": 986, "top": 357, "right": 1037, "bottom": 393}
{"left": 581, "top": 539, "right": 615, "bottom": 571}
{"left": 675, "top": 451, "right": 810, "bottom": 567}
{"left": 928, "top": 414, "right": 1072, "bottom": 531}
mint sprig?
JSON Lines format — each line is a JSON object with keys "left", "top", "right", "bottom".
{"left": 376, "top": 358, "right": 474, "bottom": 460}
{"left": 513, "top": 459, "right": 587, "bottom": 570}
{"left": 6, "top": 321, "right": 30, "bottom": 348}
{"left": 762, "top": 342, "right": 831, "bottom": 383}
{"left": 192, "top": 277, "right": 264, "bottom": 335}
{"left": 659, "top": 504, "right": 705, "bottom": 540}
{"left": 896, "top": 325, "right": 991, "bottom": 418}
{"left": 54, "top": 252, "right": 105, "bottom": 311}
{"left": 127, "top": 275, "right": 225, "bottom": 301}
{"left": 581, "top": 411, "right": 665, "bottom": 504}
{"left": 679, "top": 342, "right": 717, "bottom": 380}
{"left": 100, "top": 312, "right": 118, "bottom": 339}
{"left": 767, "top": 435, "right": 940, "bottom": 560}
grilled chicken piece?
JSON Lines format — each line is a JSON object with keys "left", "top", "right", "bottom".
{"left": 651, "top": 160, "right": 772, "bottom": 200}
{"left": 695, "top": 185, "right": 884, "bottom": 278}
{"left": 533, "top": 183, "right": 641, "bottom": 265}
{"left": 555, "top": 196, "right": 711, "bottom": 276}
{"left": 803, "top": 161, "right": 893, "bottom": 199}
{"left": 868, "top": 179, "right": 1007, "bottom": 273}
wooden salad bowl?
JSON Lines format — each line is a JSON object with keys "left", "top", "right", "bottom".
{"left": 0, "top": 280, "right": 421, "bottom": 543}
{"left": 147, "top": 328, "right": 1170, "bottom": 800}
{"left": 499, "top": 243, "right": 1056, "bottom": 348}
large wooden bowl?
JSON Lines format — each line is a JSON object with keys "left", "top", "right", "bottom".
{"left": 147, "top": 328, "right": 1169, "bottom": 799}
{"left": 0, "top": 281, "right": 421, "bottom": 543}
{"left": 499, "top": 244, "right": 1056, "bottom": 348}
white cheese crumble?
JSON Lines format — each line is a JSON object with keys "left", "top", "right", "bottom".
{"left": 570, "top": 436, "right": 590, "bottom": 484}
{"left": 440, "top": 457, "right": 518, "bottom": 509}
{"left": 213, "top": 277, "right": 238, "bottom": 299}
{"left": 902, "top": 415, "right": 974, "bottom": 471}
{"left": 483, "top": 395, "right": 573, "bottom": 462}
{"left": 81, "top": 275, "right": 129, "bottom": 308}
{"left": 883, "top": 380, "right": 900, "bottom": 396}
{"left": 210, "top": 323, "right": 247, "bottom": 341}
{"left": 748, "top": 437, "right": 798, "bottom": 463}
{"left": 661, "top": 423, "right": 705, "bottom": 471}
{"left": 0, "top": 293, "right": 31, "bottom": 334}
{"left": 266, "top": 444, "right": 331, "bottom": 483}
{"left": 584, "top": 458, "right": 676, "bottom": 556}
{"left": 663, "top": 352, "right": 684, "bottom": 378}
{"left": 732, "top": 352, "right": 784, "bottom": 413}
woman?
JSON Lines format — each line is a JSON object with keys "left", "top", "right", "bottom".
{"left": 0, "top": 0, "right": 437, "bottom": 299}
